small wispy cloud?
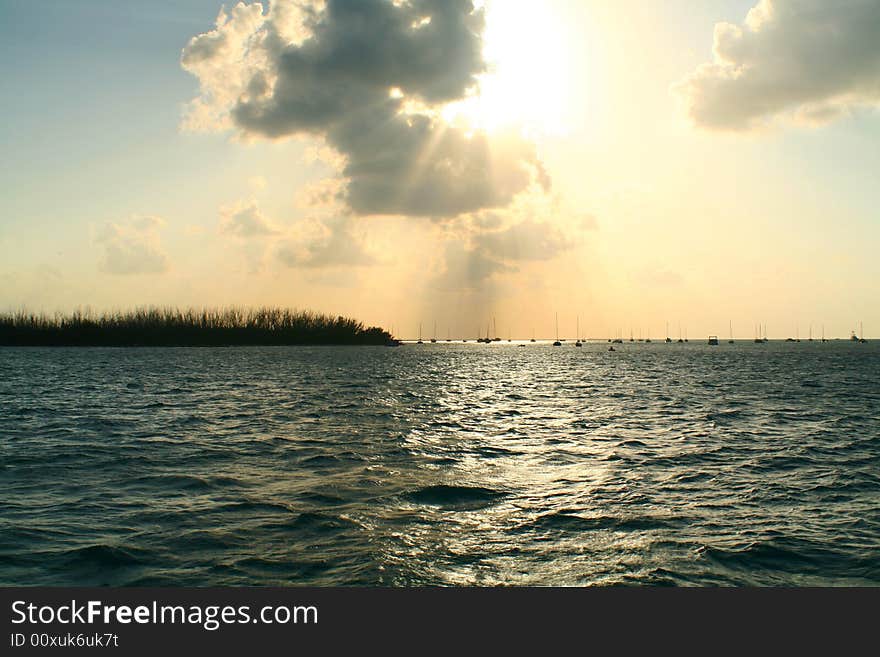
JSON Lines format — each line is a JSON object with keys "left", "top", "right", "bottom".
{"left": 220, "top": 200, "right": 280, "bottom": 238}
{"left": 96, "top": 215, "right": 169, "bottom": 275}
{"left": 277, "top": 215, "right": 376, "bottom": 269}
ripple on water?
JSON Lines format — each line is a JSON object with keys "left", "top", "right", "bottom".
{"left": 0, "top": 342, "right": 878, "bottom": 585}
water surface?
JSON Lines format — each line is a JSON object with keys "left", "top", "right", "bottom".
{"left": 1, "top": 341, "right": 878, "bottom": 585}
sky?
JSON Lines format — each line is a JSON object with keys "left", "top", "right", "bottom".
{"left": 1, "top": 0, "right": 878, "bottom": 340}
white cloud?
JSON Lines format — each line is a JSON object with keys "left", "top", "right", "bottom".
{"left": 277, "top": 215, "right": 375, "bottom": 268}
{"left": 96, "top": 216, "right": 169, "bottom": 275}
{"left": 432, "top": 196, "right": 596, "bottom": 289}
{"left": 674, "top": 0, "right": 880, "bottom": 131}
{"left": 220, "top": 199, "right": 280, "bottom": 237}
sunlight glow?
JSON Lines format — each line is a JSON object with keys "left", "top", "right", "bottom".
{"left": 443, "top": 0, "right": 572, "bottom": 136}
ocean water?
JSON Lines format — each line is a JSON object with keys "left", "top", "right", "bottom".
{"left": 1, "top": 341, "right": 878, "bottom": 586}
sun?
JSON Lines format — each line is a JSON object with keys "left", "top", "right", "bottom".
{"left": 443, "top": 0, "right": 571, "bottom": 136}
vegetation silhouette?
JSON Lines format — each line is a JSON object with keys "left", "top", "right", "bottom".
{"left": 0, "top": 307, "right": 392, "bottom": 346}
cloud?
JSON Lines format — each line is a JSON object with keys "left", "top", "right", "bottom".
{"left": 220, "top": 200, "right": 280, "bottom": 237}
{"left": 433, "top": 201, "right": 595, "bottom": 289}
{"left": 277, "top": 215, "right": 375, "bottom": 268}
{"left": 674, "top": 0, "right": 880, "bottom": 131}
{"left": 182, "top": 0, "right": 548, "bottom": 217}
{"left": 96, "top": 216, "right": 169, "bottom": 275}
{"left": 433, "top": 240, "right": 513, "bottom": 288}
{"left": 473, "top": 219, "right": 577, "bottom": 263}
{"left": 216, "top": 189, "right": 375, "bottom": 270}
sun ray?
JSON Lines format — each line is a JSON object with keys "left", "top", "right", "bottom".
{"left": 443, "top": 0, "right": 571, "bottom": 136}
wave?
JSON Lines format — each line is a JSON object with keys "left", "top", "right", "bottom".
{"left": 404, "top": 485, "right": 506, "bottom": 509}
{"left": 58, "top": 544, "right": 153, "bottom": 568}
{"left": 522, "top": 510, "right": 680, "bottom": 533}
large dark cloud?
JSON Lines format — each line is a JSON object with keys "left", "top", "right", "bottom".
{"left": 183, "top": 0, "right": 547, "bottom": 218}
{"left": 232, "top": 0, "right": 486, "bottom": 133}
{"left": 675, "top": 0, "right": 880, "bottom": 131}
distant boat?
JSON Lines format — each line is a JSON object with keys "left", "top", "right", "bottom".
{"left": 608, "top": 346, "right": 615, "bottom": 351}
{"left": 708, "top": 335, "right": 719, "bottom": 345}
{"left": 553, "top": 313, "right": 562, "bottom": 346}
{"left": 479, "top": 321, "right": 492, "bottom": 343}
{"left": 531, "top": 328, "right": 536, "bottom": 343}
{"left": 728, "top": 320, "right": 734, "bottom": 344}
{"left": 575, "top": 316, "right": 582, "bottom": 347}
{"left": 417, "top": 322, "right": 424, "bottom": 344}
{"left": 852, "top": 322, "right": 866, "bottom": 343}
{"left": 755, "top": 323, "right": 767, "bottom": 343}
{"left": 430, "top": 320, "right": 437, "bottom": 343}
